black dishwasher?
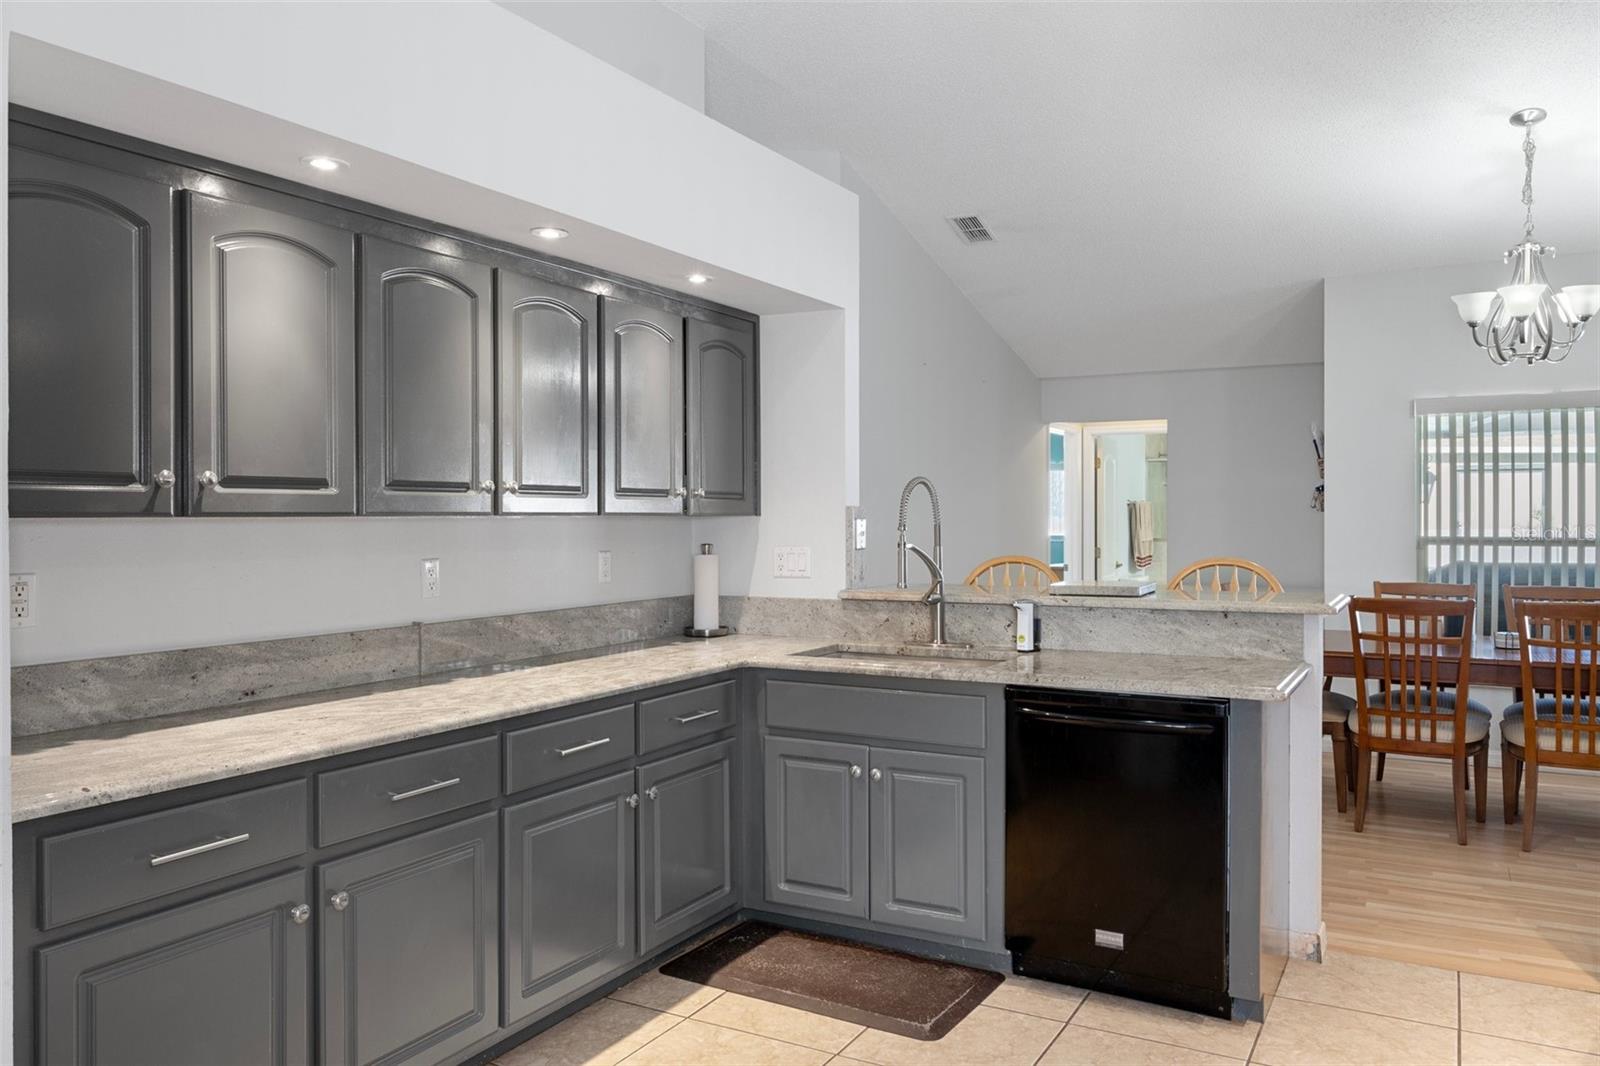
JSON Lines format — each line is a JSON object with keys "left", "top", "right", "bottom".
{"left": 1005, "top": 687, "right": 1231, "bottom": 1017}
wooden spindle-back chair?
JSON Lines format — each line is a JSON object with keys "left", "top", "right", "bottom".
{"left": 1167, "top": 557, "right": 1282, "bottom": 599}
{"left": 1367, "top": 581, "right": 1477, "bottom": 782}
{"left": 964, "top": 556, "right": 1056, "bottom": 594}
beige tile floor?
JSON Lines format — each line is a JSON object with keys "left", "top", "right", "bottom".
{"left": 493, "top": 952, "right": 1600, "bottom": 1066}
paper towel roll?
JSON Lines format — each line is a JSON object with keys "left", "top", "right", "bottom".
{"left": 693, "top": 544, "right": 720, "bottom": 631}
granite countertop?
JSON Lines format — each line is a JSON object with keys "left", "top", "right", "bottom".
{"left": 841, "top": 585, "right": 1349, "bottom": 615}
{"left": 11, "top": 635, "right": 1310, "bottom": 823}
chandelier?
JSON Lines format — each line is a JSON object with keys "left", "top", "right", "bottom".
{"left": 1450, "top": 108, "right": 1598, "bottom": 365}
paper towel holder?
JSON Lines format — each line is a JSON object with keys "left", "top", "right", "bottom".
{"left": 686, "top": 542, "right": 733, "bottom": 638}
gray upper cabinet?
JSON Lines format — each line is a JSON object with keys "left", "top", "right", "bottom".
{"left": 503, "top": 770, "right": 636, "bottom": 1027}
{"left": 686, "top": 313, "right": 758, "bottom": 515}
{"left": 637, "top": 738, "right": 737, "bottom": 952}
{"left": 764, "top": 736, "right": 869, "bottom": 919}
{"left": 602, "top": 298, "right": 685, "bottom": 514}
{"left": 188, "top": 191, "right": 356, "bottom": 514}
{"left": 8, "top": 147, "right": 177, "bottom": 516}
{"left": 361, "top": 237, "right": 493, "bottom": 514}
{"left": 498, "top": 271, "right": 600, "bottom": 513}
{"left": 869, "top": 747, "right": 986, "bottom": 940}
{"left": 319, "top": 813, "right": 499, "bottom": 1066}
{"left": 35, "top": 871, "right": 311, "bottom": 1066}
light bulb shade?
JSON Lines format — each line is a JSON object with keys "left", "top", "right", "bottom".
{"left": 1497, "top": 283, "right": 1547, "bottom": 318}
{"left": 1451, "top": 292, "right": 1497, "bottom": 324}
{"left": 1557, "top": 284, "right": 1600, "bottom": 321}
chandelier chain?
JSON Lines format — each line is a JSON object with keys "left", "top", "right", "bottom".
{"left": 1521, "top": 124, "right": 1537, "bottom": 238}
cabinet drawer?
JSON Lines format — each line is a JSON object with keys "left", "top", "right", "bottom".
{"left": 40, "top": 780, "right": 308, "bottom": 930}
{"left": 317, "top": 736, "right": 498, "bottom": 846}
{"left": 505, "top": 704, "right": 636, "bottom": 794}
{"left": 639, "top": 680, "right": 736, "bottom": 753}
{"left": 765, "top": 680, "right": 986, "bottom": 748}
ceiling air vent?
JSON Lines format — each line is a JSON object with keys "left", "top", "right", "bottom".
{"left": 948, "top": 215, "right": 994, "bottom": 244}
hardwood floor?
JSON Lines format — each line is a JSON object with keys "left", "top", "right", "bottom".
{"left": 1323, "top": 750, "right": 1600, "bottom": 993}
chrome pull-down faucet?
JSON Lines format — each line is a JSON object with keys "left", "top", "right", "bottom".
{"left": 896, "top": 476, "right": 947, "bottom": 645}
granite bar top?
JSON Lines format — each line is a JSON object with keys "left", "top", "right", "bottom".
{"left": 841, "top": 585, "right": 1349, "bottom": 615}
{"left": 12, "top": 635, "right": 1309, "bottom": 823}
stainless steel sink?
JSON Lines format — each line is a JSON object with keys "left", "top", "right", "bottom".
{"left": 797, "top": 643, "right": 1015, "bottom": 667}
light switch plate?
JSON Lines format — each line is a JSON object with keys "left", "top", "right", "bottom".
{"left": 774, "top": 546, "right": 812, "bottom": 579}
{"left": 10, "top": 573, "right": 36, "bottom": 628}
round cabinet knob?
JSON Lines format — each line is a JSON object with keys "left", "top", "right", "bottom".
{"left": 501, "top": 481, "right": 520, "bottom": 495}
{"left": 850, "top": 764, "right": 862, "bottom": 778}
{"left": 645, "top": 786, "right": 659, "bottom": 801}
{"left": 197, "top": 470, "right": 219, "bottom": 489}
{"left": 329, "top": 891, "right": 350, "bottom": 911}
{"left": 154, "top": 469, "right": 176, "bottom": 488}
{"left": 693, "top": 488, "right": 707, "bottom": 498}
{"left": 670, "top": 487, "right": 686, "bottom": 499}
{"left": 870, "top": 768, "right": 883, "bottom": 782}
{"left": 479, "top": 479, "right": 495, "bottom": 494}
{"left": 627, "top": 793, "right": 640, "bottom": 809}
{"left": 289, "top": 903, "right": 311, "bottom": 925}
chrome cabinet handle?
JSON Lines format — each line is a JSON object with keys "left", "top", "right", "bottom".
{"left": 870, "top": 768, "right": 882, "bottom": 782}
{"left": 501, "top": 481, "right": 520, "bottom": 495}
{"left": 645, "top": 786, "right": 659, "bottom": 801}
{"left": 197, "top": 470, "right": 219, "bottom": 489}
{"left": 671, "top": 709, "right": 720, "bottom": 725}
{"left": 479, "top": 479, "right": 495, "bottom": 494}
{"left": 329, "top": 891, "right": 350, "bottom": 911}
{"left": 388, "top": 777, "right": 461, "bottom": 802}
{"left": 555, "top": 737, "right": 611, "bottom": 757}
{"left": 149, "top": 832, "right": 251, "bottom": 867}
{"left": 154, "top": 469, "right": 175, "bottom": 487}
{"left": 850, "top": 764, "right": 862, "bottom": 778}
{"left": 627, "top": 793, "right": 640, "bottom": 809}
{"left": 290, "top": 904, "right": 311, "bottom": 925}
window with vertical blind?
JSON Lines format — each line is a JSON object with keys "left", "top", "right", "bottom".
{"left": 1415, "top": 391, "right": 1599, "bottom": 634}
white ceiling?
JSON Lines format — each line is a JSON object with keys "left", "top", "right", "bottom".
{"left": 671, "top": 2, "right": 1600, "bottom": 379}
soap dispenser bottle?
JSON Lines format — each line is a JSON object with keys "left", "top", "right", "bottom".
{"left": 1013, "top": 600, "right": 1040, "bottom": 652}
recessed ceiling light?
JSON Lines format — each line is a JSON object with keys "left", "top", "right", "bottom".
{"left": 301, "top": 155, "right": 347, "bottom": 173}
{"left": 531, "top": 226, "right": 569, "bottom": 240}
{"left": 687, "top": 273, "right": 712, "bottom": 285}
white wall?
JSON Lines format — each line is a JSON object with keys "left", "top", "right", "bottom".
{"left": 1041, "top": 363, "right": 1327, "bottom": 590}
{"left": 496, "top": 2, "right": 706, "bottom": 112}
{"left": 1324, "top": 253, "right": 1600, "bottom": 606}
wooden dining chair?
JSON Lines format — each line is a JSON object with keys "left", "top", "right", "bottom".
{"left": 1347, "top": 595, "right": 1491, "bottom": 845}
{"left": 1504, "top": 586, "right": 1600, "bottom": 698}
{"left": 1368, "top": 581, "right": 1476, "bottom": 783}
{"left": 1167, "top": 557, "right": 1283, "bottom": 597}
{"left": 1322, "top": 676, "right": 1356, "bottom": 813}
{"left": 965, "top": 556, "right": 1056, "bottom": 594}
{"left": 1502, "top": 598, "right": 1600, "bottom": 851}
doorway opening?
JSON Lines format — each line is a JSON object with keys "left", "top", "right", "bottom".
{"left": 1048, "top": 420, "right": 1168, "bottom": 585}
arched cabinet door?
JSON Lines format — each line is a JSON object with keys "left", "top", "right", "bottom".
{"left": 188, "top": 191, "right": 356, "bottom": 515}
{"left": 686, "top": 313, "right": 758, "bottom": 516}
{"left": 361, "top": 237, "right": 494, "bottom": 514}
{"left": 497, "top": 271, "right": 600, "bottom": 514}
{"left": 8, "top": 147, "right": 177, "bottom": 516}
{"left": 602, "top": 299, "right": 685, "bottom": 514}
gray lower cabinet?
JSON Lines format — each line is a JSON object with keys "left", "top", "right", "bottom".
{"left": 602, "top": 299, "right": 685, "bottom": 514}
{"left": 8, "top": 146, "right": 178, "bottom": 516}
{"left": 869, "top": 748, "right": 986, "bottom": 940}
{"left": 498, "top": 270, "right": 600, "bottom": 513}
{"left": 638, "top": 739, "right": 737, "bottom": 951}
{"left": 188, "top": 191, "right": 356, "bottom": 515}
{"left": 686, "top": 313, "right": 757, "bottom": 516}
{"left": 36, "top": 870, "right": 311, "bottom": 1066}
{"left": 503, "top": 770, "right": 636, "bottom": 1026}
{"left": 319, "top": 813, "right": 498, "bottom": 1066}
{"left": 360, "top": 237, "right": 494, "bottom": 514}
{"left": 763, "top": 736, "right": 869, "bottom": 918}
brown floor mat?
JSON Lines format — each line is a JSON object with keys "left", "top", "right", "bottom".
{"left": 659, "top": 922, "right": 1003, "bottom": 1041}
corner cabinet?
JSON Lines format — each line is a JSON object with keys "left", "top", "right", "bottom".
{"left": 8, "top": 147, "right": 178, "bottom": 516}
{"left": 687, "top": 313, "right": 758, "bottom": 515}
{"left": 187, "top": 191, "right": 357, "bottom": 515}
{"left": 360, "top": 237, "right": 494, "bottom": 514}
{"left": 602, "top": 299, "right": 685, "bottom": 514}
{"left": 763, "top": 736, "right": 869, "bottom": 918}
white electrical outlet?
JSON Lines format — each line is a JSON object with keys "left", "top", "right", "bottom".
{"left": 774, "top": 547, "right": 812, "bottom": 579}
{"left": 10, "top": 573, "right": 36, "bottom": 628}
{"left": 421, "top": 558, "right": 441, "bottom": 599}
{"left": 854, "top": 517, "right": 868, "bottom": 550}
{"left": 597, "top": 551, "right": 613, "bottom": 584}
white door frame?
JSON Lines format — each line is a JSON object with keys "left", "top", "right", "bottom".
{"left": 1079, "top": 420, "right": 1167, "bottom": 582}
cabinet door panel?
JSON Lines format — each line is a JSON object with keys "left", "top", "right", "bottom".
{"left": 361, "top": 237, "right": 492, "bottom": 514}
{"left": 602, "top": 299, "right": 683, "bottom": 514}
{"left": 37, "top": 871, "right": 311, "bottom": 1066}
{"left": 498, "top": 272, "right": 599, "bottom": 513}
{"left": 319, "top": 814, "right": 497, "bottom": 1066}
{"left": 503, "top": 770, "right": 635, "bottom": 1026}
{"left": 686, "top": 314, "right": 756, "bottom": 515}
{"left": 189, "top": 192, "right": 355, "bottom": 514}
{"left": 638, "top": 739, "right": 736, "bottom": 951}
{"left": 763, "top": 736, "right": 869, "bottom": 918}
{"left": 870, "top": 748, "right": 986, "bottom": 940}
{"left": 8, "top": 147, "right": 177, "bottom": 515}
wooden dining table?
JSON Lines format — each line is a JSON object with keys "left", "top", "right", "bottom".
{"left": 1323, "top": 630, "right": 1568, "bottom": 693}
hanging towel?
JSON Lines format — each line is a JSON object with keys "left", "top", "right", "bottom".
{"left": 1129, "top": 500, "right": 1155, "bottom": 571}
